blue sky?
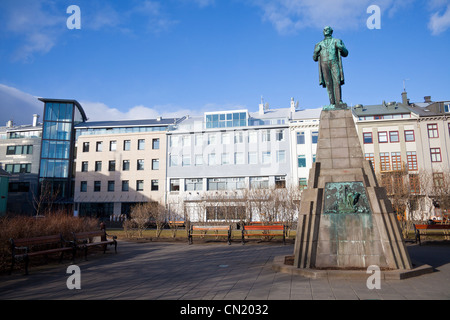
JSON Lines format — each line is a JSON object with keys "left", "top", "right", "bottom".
{"left": 0, "top": 0, "right": 449, "bottom": 125}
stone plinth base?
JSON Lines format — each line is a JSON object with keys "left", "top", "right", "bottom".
{"left": 273, "top": 256, "right": 433, "bottom": 280}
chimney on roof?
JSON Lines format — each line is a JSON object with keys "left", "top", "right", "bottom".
{"left": 290, "top": 97, "right": 296, "bottom": 113}
{"left": 424, "top": 96, "right": 432, "bottom": 103}
{"left": 32, "top": 114, "right": 40, "bottom": 127}
{"left": 401, "top": 91, "right": 409, "bottom": 105}
{"left": 6, "top": 120, "right": 13, "bottom": 128}
{"left": 259, "top": 96, "right": 265, "bottom": 115}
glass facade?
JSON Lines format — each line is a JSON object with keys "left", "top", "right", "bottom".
{"left": 205, "top": 111, "right": 247, "bottom": 129}
{"left": 39, "top": 99, "right": 87, "bottom": 200}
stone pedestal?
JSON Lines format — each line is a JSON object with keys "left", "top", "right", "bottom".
{"left": 293, "top": 109, "right": 412, "bottom": 270}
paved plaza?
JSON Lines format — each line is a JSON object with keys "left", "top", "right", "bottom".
{"left": 1, "top": 240, "right": 449, "bottom": 301}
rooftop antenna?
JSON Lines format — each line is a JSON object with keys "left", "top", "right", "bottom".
{"left": 403, "top": 79, "right": 409, "bottom": 92}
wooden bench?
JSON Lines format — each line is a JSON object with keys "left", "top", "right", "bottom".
{"left": 241, "top": 225, "right": 286, "bottom": 245}
{"left": 9, "top": 234, "right": 75, "bottom": 275}
{"left": 73, "top": 230, "right": 117, "bottom": 260}
{"left": 168, "top": 220, "right": 185, "bottom": 229}
{"left": 414, "top": 223, "right": 450, "bottom": 245}
{"left": 188, "top": 225, "right": 232, "bottom": 245}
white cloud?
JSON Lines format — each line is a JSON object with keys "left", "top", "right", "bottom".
{"left": 428, "top": 4, "right": 450, "bottom": 35}
{"left": 0, "top": 84, "right": 43, "bottom": 125}
{"left": 0, "top": 0, "right": 64, "bottom": 62}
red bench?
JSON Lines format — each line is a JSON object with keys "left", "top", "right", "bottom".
{"left": 414, "top": 223, "right": 450, "bottom": 245}
{"left": 241, "top": 225, "right": 286, "bottom": 245}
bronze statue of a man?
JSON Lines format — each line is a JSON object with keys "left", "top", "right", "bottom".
{"left": 313, "top": 26, "right": 348, "bottom": 109}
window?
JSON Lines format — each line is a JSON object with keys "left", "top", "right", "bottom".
{"left": 262, "top": 151, "right": 271, "bottom": 164}
{"left": 430, "top": 148, "right": 442, "bottom": 162}
{"left": 152, "top": 159, "right": 159, "bottom": 170}
{"left": 221, "top": 153, "right": 230, "bottom": 165}
{"left": 275, "top": 176, "right": 286, "bottom": 188}
{"left": 277, "top": 150, "right": 286, "bottom": 163}
{"left": 170, "top": 136, "right": 179, "bottom": 147}
{"left": 8, "top": 182, "right": 30, "bottom": 193}
{"left": 380, "top": 152, "right": 390, "bottom": 171}
{"left": 234, "top": 132, "right": 243, "bottom": 144}
{"left": 122, "top": 180, "right": 129, "bottom": 192}
{"left": 152, "top": 138, "right": 160, "bottom": 149}
{"left": 95, "top": 161, "right": 102, "bottom": 172}
{"left": 365, "top": 153, "right": 375, "bottom": 169}
{"left": 170, "top": 155, "right": 179, "bottom": 167}
{"left": 389, "top": 131, "right": 399, "bottom": 143}
{"left": 6, "top": 145, "right": 33, "bottom": 155}
{"left": 404, "top": 130, "right": 415, "bottom": 142}
{"left": 298, "top": 155, "right": 306, "bottom": 168}
{"left": 248, "top": 131, "right": 257, "bottom": 144}
{"left": 96, "top": 141, "right": 103, "bottom": 152}
{"left": 406, "top": 152, "right": 417, "bottom": 171}
{"left": 248, "top": 152, "right": 257, "bottom": 164}
{"left": 195, "top": 154, "right": 203, "bottom": 166}
{"left": 80, "top": 181, "right": 87, "bottom": 192}
{"left": 363, "top": 132, "right": 373, "bottom": 144}
{"left": 208, "top": 153, "right": 216, "bottom": 166}
{"left": 137, "top": 159, "right": 144, "bottom": 170}
{"left": 123, "top": 140, "right": 131, "bottom": 151}
{"left": 81, "top": 161, "right": 88, "bottom": 172}
{"left": 427, "top": 124, "right": 439, "bottom": 138}
{"left": 378, "top": 131, "right": 388, "bottom": 143}
{"left": 138, "top": 139, "right": 145, "bottom": 150}
{"left": 83, "top": 142, "right": 89, "bottom": 152}
{"left": 170, "top": 179, "right": 180, "bottom": 192}
{"left": 409, "top": 174, "right": 420, "bottom": 194}
{"left": 205, "top": 111, "right": 247, "bottom": 128}
{"left": 185, "top": 178, "right": 203, "bottom": 191}
{"left": 391, "top": 152, "right": 402, "bottom": 171}
{"left": 182, "top": 155, "right": 191, "bottom": 166}
{"left": 276, "top": 130, "right": 284, "bottom": 141}
{"left": 94, "top": 181, "right": 101, "bottom": 192}
{"left": 195, "top": 135, "right": 203, "bottom": 146}
{"left": 108, "top": 181, "right": 115, "bottom": 192}
{"left": 108, "top": 160, "right": 116, "bottom": 171}
{"left": 234, "top": 152, "right": 244, "bottom": 164}
{"left": 151, "top": 180, "right": 159, "bottom": 191}
{"left": 182, "top": 136, "right": 191, "bottom": 147}
{"left": 208, "top": 134, "right": 216, "bottom": 145}
{"left": 262, "top": 130, "right": 271, "bottom": 142}
{"left": 136, "top": 180, "right": 144, "bottom": 191}
{"left": 109, "top": 140, "right": 116, "bottom": 151}
{"left": 221, "top": 133, "right": 230, "bottom": 144}
{"left": 5, "top": 163, "right": 31, "bottom": 174}
{"left": 311, "top": 131, "right": 319, "bottom": 144}
{"left": 250, "top": 176, "right": 269, "bottom": 189}
{"left": 433, "top": 173, "right": 444, "bottom": 188}
{"left": 299, "top": 178, "right": 307, "bottom": 189}
{"left": 122, "top": 160, "right": 130, "bottom": 171}
{"left": 297, "top": 132, "right": 305, "bottom": 144}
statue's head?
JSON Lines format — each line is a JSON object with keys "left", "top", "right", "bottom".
{"left": 323, "top": 26, "right": 333, "bottom": 37}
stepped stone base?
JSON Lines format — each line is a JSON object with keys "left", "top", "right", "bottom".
{"left": 292, "top": 109, "right": 413, "bottom": 271}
